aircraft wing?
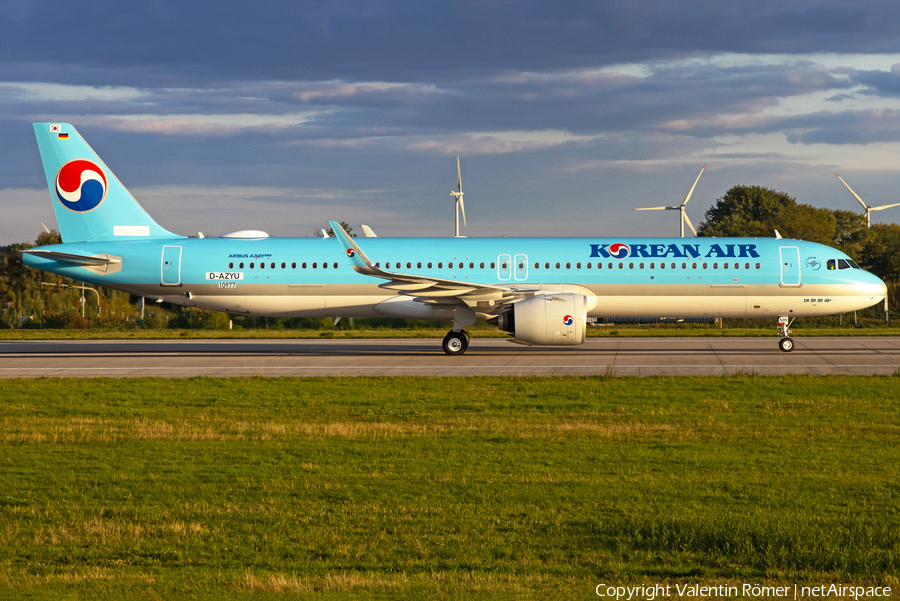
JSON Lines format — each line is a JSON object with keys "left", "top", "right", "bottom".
{"left": 328, "top": 221, "right": 514, "bottom": 306}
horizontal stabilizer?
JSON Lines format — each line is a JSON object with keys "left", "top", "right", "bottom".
{"left": 22, "top": 249, "right": 120, "bottom": 266}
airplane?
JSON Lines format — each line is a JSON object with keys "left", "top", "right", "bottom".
{"left": 21, "top": 123, "right": 888, "bottom": 355}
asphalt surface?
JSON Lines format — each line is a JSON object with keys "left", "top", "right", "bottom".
{"left": 1, "top": 336, "right": 899, "bottom": 377}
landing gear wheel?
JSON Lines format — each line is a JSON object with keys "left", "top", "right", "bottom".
{"left": 779, "top": 337, "right": 795, "bottom": 353}
{"left": 460, "top": 329, "right": 470, "bottom": 345}
{"left": 442, "top": 331, "right": 468, "bottom": 356}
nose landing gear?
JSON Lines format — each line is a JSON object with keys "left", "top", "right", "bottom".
{"left": 777, "top": 316, "right": 795, "bottom": 352}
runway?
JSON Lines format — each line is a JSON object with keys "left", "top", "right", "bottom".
{"left": 1, "top": 336, "right": 899, "bottom": 377}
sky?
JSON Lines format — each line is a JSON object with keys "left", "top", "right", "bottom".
{"left": 4, "top": 0, "right": 900, "bottom": 244}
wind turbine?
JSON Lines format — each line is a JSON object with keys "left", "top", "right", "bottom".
{"left": 631, "top": 165, "right": 705, "bottom": 237}
{"left": 836, "top": 173, "right": 900, "bottom": 228}
{"left": 450, "top": 156, "right": 467, "bottom": 237}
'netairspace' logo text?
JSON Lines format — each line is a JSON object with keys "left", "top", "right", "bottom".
{"left": 594, "top": 583, "right": 893, "bottom": 600}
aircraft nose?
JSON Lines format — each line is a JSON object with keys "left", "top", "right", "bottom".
{"left": 859, "top": 276, "right": 888, "bottom": 300}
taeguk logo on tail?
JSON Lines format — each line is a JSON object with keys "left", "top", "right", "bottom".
{"left": 55, "top": 159, "right": 107, "bottom": 213}
{"left": 346, "top": 249, "right": 356, "bottom": 258}
{"left": 563, "top": 315, "right": 573, "bottom": 326}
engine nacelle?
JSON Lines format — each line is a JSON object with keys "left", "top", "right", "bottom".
{"left": 496, "top": 294, "right": 586, "bottom": 345}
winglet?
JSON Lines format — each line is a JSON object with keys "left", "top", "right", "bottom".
{"left": 329, "top": 220, "right": 377, "bottom": 272}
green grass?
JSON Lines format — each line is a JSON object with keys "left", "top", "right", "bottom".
{"left": 0, "top": 376, "right": 898, "bottom": 599}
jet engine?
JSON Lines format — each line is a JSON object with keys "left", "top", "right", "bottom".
{"left": 496, "top": 294, "right": 586, "bottom": 345}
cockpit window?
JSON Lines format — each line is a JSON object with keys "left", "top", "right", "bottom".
{"left": 838, "top": 259, "right": 853, "bottom": 270}
{"left": 827, "top": 259, "right": 836, "bottom": 270}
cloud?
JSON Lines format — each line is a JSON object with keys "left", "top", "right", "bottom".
{"left": 4, "top": 1, "right": 900, "bottom": 84}
{"left": 783, "top": 109, "right": 900, "bottom": 144}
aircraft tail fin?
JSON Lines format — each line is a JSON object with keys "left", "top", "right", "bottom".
{"left": 32, "top": 123, "right": 182, "bottom": 243}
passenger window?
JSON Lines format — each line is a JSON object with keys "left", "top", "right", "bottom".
{"left": 260, "top": 262, "right": 265, "bottom": 269}
{"left": 292, "top": 262, "right": 296, "bottom": 269}
{"left": 301, "top": 262, "right": 306, "bottom": 269}
{"left": 407, "top": 262, "right": 412, "bottom": 269}
{"left": 323, "top": 262, "right": 328, "bottom": 269}
{"left": 469, "top": 262, "right": 474, "bottom": 269}
{"left": 459, "top": 263, "right": 463, "bottom": 269}
{"left": 417, "top": 262, "right": 422, "bottom": 269}
{"left": 438, "top": 262, "right": 443, "bottom": 268}
{"left": 312, "top": 262, "right": 316, "bottom": 269}
{"left": 713, "top": 263, "right": 718, "bottom": 269}
{"left": 239, "top": 262, "right": 244, "bottom": 269}
{"left": 534, "top": 262, "right": 539, "bottom": 269}
{"left": 702, "top": 263, "right": 707, "bottom": 269}
{"left": 545, "top": 262, "right": 550, "bottom": 269}
{"left": 670, "top": 263, "right": 676, "bottom": 269}
{"left": 617, "top": 263, "right": 623, "bottom": 270}
{"left": 428, "top": 262, "right": 432, "bottom": 269}
{"left": 555, "top": 262, "right": 560, "bottom": 269}
{"left": 744, "top": 263, "right": 749, "bottom": 269}
{"left": 479, "top": 262, "right": 484, "bottom": 269}
{"left": 650, "top": 263, "right": 656, "bottom": 269}
{"left": 629, "top": 262, "right": 634, "bottom": 269}
{"left": 639, "top": 263, "right": 645, "bottom": 269}
{"left": 576, "top": 262, "right": 581, "bottom": 269}
{"left": 692, "top": 262, "right": 697, "bottom": 269}
{"left": 586, "top": 262, "right": 592, "bottom": 269}
{"left": 228, "top": 262, "right": 234, "bottom": 269}
{"left": 271, "top": 262, "right": 275, "bottom": 269}
{"left": 490, "top": 262, "right": 495, "bottom": 269}
{"left": 566, "top": 262, "right": 571, "bottom": 269}
{"left": 681, "top": 263, "right": 686, "bottom": 269}
{"left": 333, "top": 262, "right": 337, "bottom": 269}
{"left": 250, "top": 262, "right": 255, "bottom": 269}
{"left": 448, "top": 263, "right": 453, "bottom": 270}
{"left": 755, "top": 263, "right": 760, "bottom": 269}
{"left": 281, "top": 262, "right": 286, "bottom": 269}
{"left": 518, "top": 262, "right": 523, "bottom": 269}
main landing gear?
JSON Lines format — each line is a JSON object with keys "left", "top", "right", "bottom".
{"left": 442, "top": 330, "right": 470, "bottom": 356}
{"left": 777, "top": 316, "right": 795, "bottom": 352}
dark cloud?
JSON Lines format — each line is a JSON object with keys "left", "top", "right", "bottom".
{"left": 783, "top": 109, "right": 900, "bottom": 144}
{"left": 3, "top": 1, "right": 900, "bottom": 84}
{"left": 850, "top": 65, "right": 900, "bottom": 97}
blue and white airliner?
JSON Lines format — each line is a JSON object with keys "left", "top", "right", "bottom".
{"left": 22, "top": 123, "right": 888, "bottom": 354}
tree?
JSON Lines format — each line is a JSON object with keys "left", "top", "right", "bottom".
{"left": 699, "top": 185, "right": 850, "bottom": 247}
{"left": 698, "top": 185, "right": 794, "bottom": 239}
{"left": 855, "top": 224, "right": 900, "bottom": 282}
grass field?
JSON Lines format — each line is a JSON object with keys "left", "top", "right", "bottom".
{"left": 0, "top": 376, "right": 898, "bottom": 599}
